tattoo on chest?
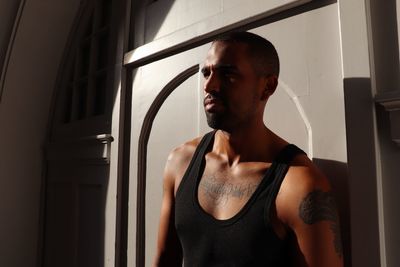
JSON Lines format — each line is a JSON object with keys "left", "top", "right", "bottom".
{"left": 299, "top": 190, "right": 343, "bottom": 258}
{"left": 199, "top": 175, "right": 259, "bottom": 206}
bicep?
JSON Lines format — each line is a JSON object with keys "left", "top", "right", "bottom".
{"left": 153, "top": 158, "right": 183, "bottom": 267}
{"left": 277, "top": 163, "right": 344, "bottom": 267}
{"left": 156, "top": 184, "right": 180, "bottom": 253}
{"left": 153, "top": 142, "right": 198, "bottom": 267}
{"left": 291, "top": 189, "right": 343, "bottom": 267}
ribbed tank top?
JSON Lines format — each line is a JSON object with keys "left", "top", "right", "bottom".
{"left": 175, "top": 131, "right": 306, "bottom": 267}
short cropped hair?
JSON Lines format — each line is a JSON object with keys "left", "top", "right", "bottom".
{"left": 213, "top": 31, "right": 280, "bottom": 78}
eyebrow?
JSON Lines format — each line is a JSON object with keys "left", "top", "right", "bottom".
{"left": 200, "top": 64, "right": 239, "bottom": 74}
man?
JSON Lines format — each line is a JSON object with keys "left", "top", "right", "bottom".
{"left": 153, "top": 31, "right": 343, "bottom": 267}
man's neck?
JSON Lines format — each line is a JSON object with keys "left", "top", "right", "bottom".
{"left": 212, "top": 125, "right": 286, "bottom": 166}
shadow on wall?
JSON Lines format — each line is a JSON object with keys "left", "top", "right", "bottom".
{"left": 343, "top": 78, "right": 381, "bottom": 267}
{"left": 313, "top": 158, "right": 351, "bottom": 267}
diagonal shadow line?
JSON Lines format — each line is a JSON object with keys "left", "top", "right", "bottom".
{"left": 125, "top": 0, "right": 337, "bottom": 68}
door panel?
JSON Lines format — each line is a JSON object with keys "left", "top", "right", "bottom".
{"left": 44, "top": 163, "right": 108, "bottom": 267}
{"left": 77, "top": 183, "right": 104, "bottom": 267}
{"left": 128, "top": 45, "right": 209, "bottom": 266}
{"left": 44, "top": 182, "right": 76, "bottom": 267}
{"left": 43, "top": 0, "right": 126, "bottom": 266}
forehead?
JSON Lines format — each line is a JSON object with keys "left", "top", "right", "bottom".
{"left": 204, "top": 41, "right": 251, "bottom": 66}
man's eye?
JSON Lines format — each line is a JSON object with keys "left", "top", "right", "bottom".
{"left": 223, "top": 72, "right": 233, "bottom": 77}
{"left": 202, "top": 71, "right": 210, "bottom": 78}
{"left": 221, "top": 72, "right": 236, "bottom": 81}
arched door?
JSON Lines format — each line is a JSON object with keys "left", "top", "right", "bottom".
{"left": 42, "top": 0, "right": 126, "bottom": 266}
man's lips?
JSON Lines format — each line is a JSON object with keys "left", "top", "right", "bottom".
{"left": 204, "top": 96, "right": 224, "bottom": 112}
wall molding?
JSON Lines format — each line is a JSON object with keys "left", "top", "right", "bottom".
{"left": 0, "top": 0, "right": 26, "bottom": 102}
{"left": 46, "top": 134, "right": 114, "bottom": 164}
{"left": 375, "top": 90, "right": 400, "bottom": 146}
{"left": 279, "top": 80, "right": 313, "bottom": 158}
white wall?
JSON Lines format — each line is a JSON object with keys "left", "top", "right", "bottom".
{"left": 0, "top": 0, "right": 79, "bottom": 266}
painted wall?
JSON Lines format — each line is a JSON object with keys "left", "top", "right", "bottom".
{"left": 0, "top": 0, "right": 79, "bottom": 266}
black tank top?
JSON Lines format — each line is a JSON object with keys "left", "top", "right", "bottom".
{"left": 175, "top": 131, "right": 305, "bottom": 267}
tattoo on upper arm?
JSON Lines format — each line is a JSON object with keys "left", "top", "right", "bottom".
{"left": 299, "top": 190, "right": 343, "bottom": 258}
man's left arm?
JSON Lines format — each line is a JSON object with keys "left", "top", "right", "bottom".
{"left": 277, "top": 160, "right": 344, "bottom": 267}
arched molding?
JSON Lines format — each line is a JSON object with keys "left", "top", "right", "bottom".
{"left": 45, "top": 0, "right": 89, "bottom": 140}
{"left": 279, "top": 79, "right": 313, "bottom": 158}
{"left": 135, "top": 64, "right": 199, "bottom": 266}
{"left": 0, "top": 0, "right": 27, "bottom": 102}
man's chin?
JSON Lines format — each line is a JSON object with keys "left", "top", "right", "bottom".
{"left": 206, "top": 113, "right": 222, "bottom": 129}
{"left": 206, "top": 112, "right": 230, "bottom": 131}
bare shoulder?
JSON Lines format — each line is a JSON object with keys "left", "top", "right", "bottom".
{"left": 163, "top": 136, "right": 203, "bottom": 195}
{"left": 166, "top": 137, "right": 202, "bottom": 167}
{"left": 276, "top": 153, "right": 332, "bottom": 227}
{"left": 275, "top": 154, "right": 344, "bottom": 266}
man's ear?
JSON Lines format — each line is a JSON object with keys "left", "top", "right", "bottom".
{"left": 261, "top": 75, "right": 278, "bottom": 101}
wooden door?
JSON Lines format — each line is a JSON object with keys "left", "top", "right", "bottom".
{"left": 42, "top": 0, "right": 125, "bottom": 266}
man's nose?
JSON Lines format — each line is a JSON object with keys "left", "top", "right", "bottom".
{"left": 203, "top": 72, "right": 221, "bottom": 94}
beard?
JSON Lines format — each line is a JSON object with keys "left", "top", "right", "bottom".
{"left": 206, "top": 111, "right": 226, "bottom": 130}
{"left": 204, "top": 93, "right": 230, "bottom": 130}
{"left": 203, "top": 92, "right": 258, "bottom": 131}
{"left": 204, "top": 102, "right": 258, "bottom": 132}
